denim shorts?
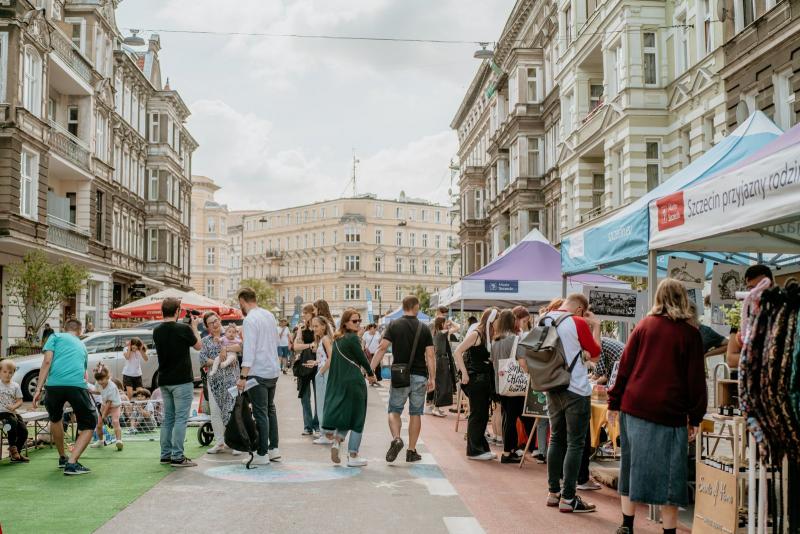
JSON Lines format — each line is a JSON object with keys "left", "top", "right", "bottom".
{"left": 277, "top": 346, "right": 290, "bottom": 358}
{"left": 388, "top": 374, "right": 427, "bottom": 416}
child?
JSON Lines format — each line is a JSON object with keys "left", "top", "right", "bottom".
{"left": 216, "top": 325, "right": 242, "bottom": 375}
{"left": 0, "top": 359, "right": 29, "bottom": 463}
{"left": 122, "top": 338, "right": 148, "bottom": 400}
{"left": 91, "top": 367, "right": 124, "bottom": 451}
{"left": 129, "top": 388, "right": 157, "bottom": 434}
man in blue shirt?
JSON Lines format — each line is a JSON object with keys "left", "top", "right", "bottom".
{"left": 33, "top": 318, "right": 98, "bottom": 475}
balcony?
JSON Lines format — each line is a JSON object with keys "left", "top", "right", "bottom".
{"left": 145, "top": 200, "right": 182, "bottom": 223}
{"left": 49, "top": 120, "right": 92, "bottom": 175}
{"left": 46, "top": 214, "right": 89, "bottom": 253}
{"left": 48, "top": 27, "right": 94, "bottom": 95}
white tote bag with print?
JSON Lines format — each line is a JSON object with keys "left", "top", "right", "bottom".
{"left": 497, "top": 336, "right": 528, "bottom": 397}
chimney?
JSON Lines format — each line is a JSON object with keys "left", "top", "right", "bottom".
{"left": 148, "top": 34, "right": 161, "bottom": 54}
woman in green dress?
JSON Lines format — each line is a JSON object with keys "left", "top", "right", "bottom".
{"left": 322, "top": 308, "right": 377, "bottom": 467}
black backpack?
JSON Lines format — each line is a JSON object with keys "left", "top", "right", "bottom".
{"left": 224, "top": 392, "right": 259, "bottom": 469}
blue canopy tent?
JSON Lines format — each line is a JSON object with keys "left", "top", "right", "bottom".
{"left": 560, "top": 112, "right": 783, "bottom": 282}
{"left": 381, "top": 307, "right": 431, "bottom": 325}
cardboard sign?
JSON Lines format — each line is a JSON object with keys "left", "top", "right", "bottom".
{"left": 692, "top": 463, "right": 738, "bottom": 534}
{"left": 522, "top": 382, "right": 548, "bottom": 418}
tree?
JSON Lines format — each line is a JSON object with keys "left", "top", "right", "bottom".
{"left": 404, "top": 284, "right": 432, "bottom": 314}
{"left": 240, "top": 278, "right": 277, "bottom": 310}
{"left": 7, "top": 251, "right": 89, "bottom": 342}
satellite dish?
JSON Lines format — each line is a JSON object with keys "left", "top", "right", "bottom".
{"left": 735, "top": 101, "right": 750, "bottom": 124}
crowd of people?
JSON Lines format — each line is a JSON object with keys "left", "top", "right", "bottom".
{"left": 1, "top": 265, "right": 777, "bottom": 534}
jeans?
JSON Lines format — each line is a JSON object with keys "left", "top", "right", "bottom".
{"left": 0, "top": 413, "right": 28, "bottom": 450}
{"left": 546, "top": 389, "right": 590, "bottom": 500}
{"left": 207, "top": 386, "right": 225, "bottom": 447}
{"left": 578, "top": 426, "right": 593, "bottom": 485}
{"left": 249, "top": 377, "right": 279, "bottom": 456}
{"left": 301, "top": 379, "right": 319, "bottom": 432}
{"left": 388, "top": 374, "right": 428, "bottom": 415}
{"left": 462, "top": 373, "right": 492, "bottom": 457}
{"left": 159, "top": 382, "right": 194, "bottom": 460}
{"left": 315, "top": 371, "right": 328, "bottom": 428}
{"left": 335, "top": 430, "right": 363, "bottom": 454}
{"left": 499, "top": 395, "right": 524, "bottom": 454}
{"left": 537, "top": 419, "right": 550, "bottom": 456}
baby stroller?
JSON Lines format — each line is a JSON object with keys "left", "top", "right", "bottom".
{"left": 192, "top": 366, "right": 214, "bottom": 446}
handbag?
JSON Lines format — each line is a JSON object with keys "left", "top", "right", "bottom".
{"left": 292, "top": 347, "right": 317, "bottom": 378}
{"left": 497, "top": 335, "right": 528, "bottom": 397}
{"left": 391, "top": 322, "right": 424, "bottom": 388}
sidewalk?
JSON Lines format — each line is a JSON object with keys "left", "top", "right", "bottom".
{"left": 420, "top": 410, "right": 691, "bottom": 534}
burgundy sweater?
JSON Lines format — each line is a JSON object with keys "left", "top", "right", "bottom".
{"left": 607, "top": 315, "right": 707, "bottom": 427}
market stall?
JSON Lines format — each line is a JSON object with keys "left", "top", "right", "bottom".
{"left": 435, "top": 229, "right": 626, "bottom": 311}
{"left": 380, "top": 307, "right": 430, "bottom": 324}
{"left": 647, "top": 121, "right": 800, "bottom": 534}
{"left": 109, "top": 288, "right": 241, "bottom": 320}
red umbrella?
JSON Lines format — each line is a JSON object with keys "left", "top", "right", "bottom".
{"left": 109, "top": 289, "right": 234, "bottom": 319}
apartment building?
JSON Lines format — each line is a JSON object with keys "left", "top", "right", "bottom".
{"left": 190, "top": 176, "right": 229, "bottom": 301}
{"left": 226, "top": 210, "right": 259, "bottom": 303}
{"left": 722, "top": 0, "right": 800, "bottom": 132}
{"left": 0, "top": 0, "right": 195, "bottom": 352}
{"left": 242, "top": 194, "right": 459, "bottom": 318}
{"left": 453, "top": 0, "right": 735, "bottom": 276}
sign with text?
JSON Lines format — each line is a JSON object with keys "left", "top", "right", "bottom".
{"left": 522, "top": 382, "right": 548, "bottom": 418}
{"left": 484, "top": 280, "right": 519, "bottom": 293}
{"left": 692, "top": 463, "right": 738, "bottom": 534}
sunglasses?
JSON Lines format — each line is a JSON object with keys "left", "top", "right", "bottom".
{"left": 350, "top": 319, "right": 362, "bottom": 324}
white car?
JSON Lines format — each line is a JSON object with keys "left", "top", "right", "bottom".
{"left": 12, "top": 328, "right": 203, "bottom": 400}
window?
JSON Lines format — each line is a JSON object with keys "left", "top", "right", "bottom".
{"left": 435, "top": 211, "right": 441, "bottom": 223}
{"left": 395, "top": 257, "right": 403, "bottom": 273}
{"left": 165, "top": 175, "right": 173, "bottom": 205}
{"left": 435, "top": 234, "right": 441, "bottom": 248}
{"left": 84, "top": 335, "right": 117, "bottom": 355}
{"left": 22, "top": 48, "right": 42, "bottom": 116}
{"left": 395, "top": 207, "right": 403, "bottom": 219}
{"left": 395, "top": 285, "right": 403, "bottom": 301}
{"left": 408, "top": 209, "right": 416, "bottom": 221}
{"left": 703, "top": 0, "right": 712, "bottom": 55}
{"left": 374, "top": 256, "right": 383, "bottom": 272}
{"left": 374, "top": 285, "right": 382, "bottom": 300}
{"left": 206, "top": 247, "right": 215, "bottom": 266}
{"left": 345, "top": 255, "right": 360, "bottom": 271}
{"left": 735, "top": 0, "right": 755, "bottom": 31}
{"left": 344, "top": 284, "right": 360, "bottom": 301}
{"left": 345, "top": 226, "right": 360, "bottom": 242}
{"left": 527, "top": 138, "right": 541, "bottom": 176}
{"left": 332, "top": 231, "right": 337, "bottom": 244}
{"left": 20, "top": 148, "right": 38, "bottom": 219}
{"left": 149, "top": 113, "right": 160, "bottom": 143}
{"left": 643, "top": 32, "right": 657, "bottom": 85}
{"left": 95, "top": 191, "right": 104, "bottom": 241}
{"left": 422, "top": 233, "right": 428, "bottom": 248}
{"left": 375, "top": 229, "right": 382, "bottom": 244}
{"left": 66, "top": 106, "right": 79, "bottom": 137}
{"left": 526, "top": 67, "right": 538, "bottom": 102}
{"left": 148, "top": 229, "right": 158, "bottom": 261}
{"left": 95, "top": 113, "right": 107, "bottom": 161}
{"left": 206, "top": 279, "right": 215, "bottom": 298}
{"left": 680, "top": 127, "right": 691, "bottom": 168}
{"left": 66, "top": 18, "right": 85, "bottom": 52}
{"left": 435, "top": 260, "right": 441, "bottom": 275}
{"left": 207, "top": 218, "right": 216, "bottom": 234}
{"left": 774, "top": 70, "right": 795, "bottom": 130}
{"left": 410, "top": 233, "right": 416, "bottom": 247}
{"left": 564, "top": 4, "right": 573, "bottom": 44}
{"left": 396, "top": 231, "right": 403, "bottom": 246}
{"left": 645, "top": 141, "right": 661, "bottom": 191}
{"left": 590, "top": 84, "right": 603, "bottom": 111}
{"left": 675, "top": 15, "right": 688, "bottom": 72}
{"left": 592, "top": 174, "right": 604, "bottom": 211}
{"left": 422, "top": 259, "right": 429, "bottom": 274}
{"left": 703, "top": 115, "right": 716, "bottom": 150}
{"left": 409, "top": 259, "right": 417, "bottom": 274}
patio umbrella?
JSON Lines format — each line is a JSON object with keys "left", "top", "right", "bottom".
{"left": 109, "top": 288, "right": 234, "bottom": 319}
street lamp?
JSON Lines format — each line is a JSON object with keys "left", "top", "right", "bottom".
{"left": 123, "top": 30, "right": 146, "bottom": 47}
{"left": 474, "top": 42, "right": 494, "bottom": 60}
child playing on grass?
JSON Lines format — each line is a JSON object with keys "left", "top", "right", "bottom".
{"left": 122, "top": 338, "right": 148, "bottom": 400}
{"left": 0, "top": 359, "right": 29, "bottom": 463}
{"left": 91, "top": 366, "right": 124, "bottom": 451}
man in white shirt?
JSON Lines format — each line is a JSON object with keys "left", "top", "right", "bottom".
{"left": 277, "top": 319, "right": 291, "bottom": 374}
{"left": 362, "top": 324, "right": 383, "bottom": 386}
{"left": 236, "top": 287, "right": 281, "bottom": 466}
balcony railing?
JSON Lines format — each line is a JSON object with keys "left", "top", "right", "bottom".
{"left": 49, "top": 27, "right": 93, "bottom": 85}
{"left": 49, "top": 121, "right": 91, "bottom": 172}
{"left": 46, "top": 214, "right": 89, "bottom": 253}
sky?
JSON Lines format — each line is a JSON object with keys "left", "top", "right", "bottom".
{"left": 116, "top": 0, "right": 516, "bottom": 212}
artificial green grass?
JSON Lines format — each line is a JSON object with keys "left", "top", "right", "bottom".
{"left": 0, "top": 439, "right": 206, "bottom": 534}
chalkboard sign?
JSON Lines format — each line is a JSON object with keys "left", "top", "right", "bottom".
{"left": 523, "top": 382, "right": 548, "bottom": 418}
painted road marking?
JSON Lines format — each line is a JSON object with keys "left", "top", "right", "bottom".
{"left": 203, "top": 460, "right": 360, "bottom": 484}
{"left": 443, "top": 517, "right": 485, "bottom": 534}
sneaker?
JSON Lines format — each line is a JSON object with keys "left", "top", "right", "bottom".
{"left": 534, "top": 453, "right": 547, "bottom": 464}
{"left": 58, "top": 456, "right": 68, "bottom": 469}
{"left": 576, "top": 479, "right": 602, "bottom": 491}
{"left": 313, "top": 436, "right": 334, "bottom": 445}
{"left": 406, "top": 449, "right": 423, "bottom": 463}
{"left": 559, "top": 495, "right": 597, "bottom": 513}
{"left": 171, "top": 457, "right": 197, "bottom": 468}
{"left": 331, "top": 442, "right": 341, "bottom": 464}
{"left": 616, "top": 528, "right": 631, "bottom": 534}
{"left": 500, "top": 454, "right": 522, "bottom": 464}
{"left": 268, "top": 448, "right": 281, "bottom": 461}
{"left": 116, "top": 441, "right": 124, "bottom": 452}
{"left": 468, "top": 452, "right": 495, "bottom": 461}
{"left": 301, "top": 429, "right": 313, "bottom": 436}
{"left": 90, "top": 440, "right": 105, "bottom": 449}
{"left": 386, "top": 437, "right": 404, "bottom": 463}
{"left": 546, "top": 493, "right": 561, "bottom": 507}
{"left": 313, "top": 430, "right": 321, "bottom": 437}
{"left": 160, "top": 456, "right": 172, "bottom": 464}
{"left": 431, "top": 407, "right": 446, "bottom": 417}
{"left": 347, "top": 455, "right": 368, "bottom": 467}
{"left": 64, "top": 462, "right": 91, "bottom": 476}
{"left": 247, "top": 454, "right": 270, "bottom": 466}
{"left": 231, "top": 449, "right": 243, "bottom": 456}
{"left": 370, "top": 382, "right": 382, "bottom": 388}
{"left": 207, "top": 443, "right": 226, "bottom": 454}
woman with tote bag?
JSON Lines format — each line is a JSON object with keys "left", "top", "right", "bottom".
{"left": 490, "top": 309, "right": 528, "bottom": 464}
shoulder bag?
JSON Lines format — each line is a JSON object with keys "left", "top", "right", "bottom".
{"left": 497, "top": 335, "right": 528, "bottom": 396}
{"left": 390, "top": 322, "right": 423, "bottom": 388}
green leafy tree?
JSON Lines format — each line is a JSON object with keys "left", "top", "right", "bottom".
{"left": 240, "top": 278, "right": 277, "bottom": 309}
{"left": 7, "top": 251, "right": 88, "bottom": 342}
{"left": 404, "top": 284, "right": 432, "bottom": 314}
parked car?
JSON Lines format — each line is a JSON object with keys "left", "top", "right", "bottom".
{"left": 12, "top": 328, "right": 203, "bottom": 400}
